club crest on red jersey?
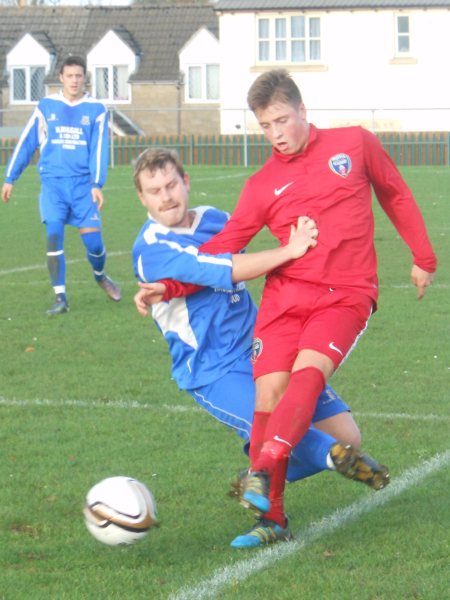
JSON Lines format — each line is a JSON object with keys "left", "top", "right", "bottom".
{"left": 328, "top": 153, "right": 352, "bottom": 178}
{"left": 251, "top": 337, "right": 263, "bottom": 363}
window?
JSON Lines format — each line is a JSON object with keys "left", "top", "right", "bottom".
{"left": 257, "top": 16, "right": 321, "bottom": 63}
{"left": 396, "top": 15, "right": 410, "bottom": 54}
{"left": 11, "top": 66, "right": 45, "bottom": 103}
{"left": 187, "top": 64, "right": 219, "bottom": 102}
{"left": 94, "top": 65, "right": 129, "bottom": 102}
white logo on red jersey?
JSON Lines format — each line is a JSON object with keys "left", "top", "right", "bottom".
{"left": 274, "top": 181, "right": 294, "bottom": 196}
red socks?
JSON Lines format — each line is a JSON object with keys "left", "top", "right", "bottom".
{"left": 263, "top": 457, "right": 289, "bottom": 527}
{"left": 252, "top": 367, "right": 325, "bottom": 475}
{"left": 247, "top": 368, "right": 325, "bottom": 527}
{"left": 249, "top": 411, "right": 270, "bottom": 465}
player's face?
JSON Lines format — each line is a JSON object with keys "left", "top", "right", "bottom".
{"left": 255, "top": 101, "right": 310, "bottom": 155}
{"left": 60, "top": 65, "right": 86, "bottom": 102}
{"left": 137, "top": 163, "right": 191, "bottom": 228}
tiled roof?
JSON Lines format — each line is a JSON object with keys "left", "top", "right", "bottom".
{"left": 214, "top": 0, "right": 450, "bottom": 10}
{"left": 28, "top": 31, "right": 57, "bottom": 56}
{"left": 0, "top": 5, "right": 218, "bottom": 83}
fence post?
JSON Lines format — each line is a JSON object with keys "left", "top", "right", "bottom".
{"left": 448, "top": 132, "right": 450, "bottom": 166}
{"left": 243, "top": 109, "right": 248, "bottom": 168}
{"left": 109, "top": 108, "right": 115, "bottom": 169}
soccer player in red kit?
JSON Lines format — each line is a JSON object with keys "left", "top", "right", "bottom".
{"left": 158, "top": 69, "right": 437, "bottom": 546}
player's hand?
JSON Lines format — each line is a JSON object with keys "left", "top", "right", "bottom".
{"left": 134, "top": 281, "right": 167, "bottom": 316}
{"left": 410, "top": 264, "right": 434, "bottom": 300}
{"left": 91, "top": 187, "right": 105, "bottom": 210}
{"left": 288, "top": 216, "right": 318, "bottom": 258}
{"left": 1, "top": 183, "right": 13, "bottom": 203}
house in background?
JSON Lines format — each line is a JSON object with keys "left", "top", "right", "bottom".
{"left": 0, "top": 4, "right": 219, "bottom": 136}
{"left": 215, "top": 0, "right": 450, "bottom": 133}
{"left": 0, "top": 1, "right": 449, "bottom": 138}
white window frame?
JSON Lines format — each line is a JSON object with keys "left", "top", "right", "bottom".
{"left": 185, "top": 63, "right": 219, "bottom": 103}
{"left": 395, "top": 14, "right": 411, "bottom": 55}
{"left": 256, "top": 15, "right": 321, "bottom": 64}
{"left": 92, "top": 64, "right": 131, "bottom": 104}
{"left": 10, "top": 65, "right": 46, "bottom": 105}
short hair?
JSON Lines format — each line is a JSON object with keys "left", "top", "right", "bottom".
{"left": 133, "top": 148, "right": 185, "bottom": 192}
{"left": 247, "top": 69, "right": 302, "bottom": 113}
{"left": 60, "top": 56, "right": 87, "bottom": 75}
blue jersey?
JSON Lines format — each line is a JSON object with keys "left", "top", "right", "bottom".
{"left": 5, "top": 92, "right": 109, "bottom": 188}
{"left": 132, "top": 206, "right": 258, "bottom": 390}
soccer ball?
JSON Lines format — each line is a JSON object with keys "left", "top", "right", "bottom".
{"left": 83, "top": 476, "right": 158, "bottom": 546}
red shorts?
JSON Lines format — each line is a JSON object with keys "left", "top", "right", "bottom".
{"left": 251, "top": 276, "right": 374, "bottom": 378}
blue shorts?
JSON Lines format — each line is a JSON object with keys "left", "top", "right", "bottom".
{"left": 188, "top": 353, "right": 349, "bottom": 443}
{"left": 39, "top": 175, "right": 102, "bottom": 228}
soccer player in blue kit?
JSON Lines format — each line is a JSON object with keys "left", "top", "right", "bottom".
{"left": 132, "top": 148, "right": 389, "bottom": 549}
{"left": 1, "top": 56, "right": 121, "bottom": 315}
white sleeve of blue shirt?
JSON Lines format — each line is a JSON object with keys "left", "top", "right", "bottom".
{"left": 89, "top": 106, "right": 109, "bottom": 188}
{"left": 134, "top": 221, "right": 234, "bottom": 291}
{"left": 5, "top": 107, "right": 45, "bottom": 183}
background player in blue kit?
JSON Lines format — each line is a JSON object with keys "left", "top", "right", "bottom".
{"left": 132, "top": 148, "right": 389, "bottom": 549}
{"left": 1, "top": 55, "right": 121, "bottom": 315}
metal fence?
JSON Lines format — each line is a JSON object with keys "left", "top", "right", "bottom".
{"left": 1, "top": 131, "right": 449, "bottom": 168}
{"left": 108, "top": 131, "right": 450, "bottom": 167}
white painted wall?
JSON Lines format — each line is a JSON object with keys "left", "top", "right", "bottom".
{"left": 218, "top": 8, "right": 450, "bottom": 133}
{"left": 88, "top": 30, "right": 136, "bottom": 69}
{"left": 180, "top": 27, "right": 219, "bottom": 65}
{"left": 7, "top": 33, "right": 53, "bottom": 69}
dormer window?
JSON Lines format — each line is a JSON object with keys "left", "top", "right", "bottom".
{"left": 88, "top": 29, "right": 138, "bottom": 105}
{"left": 93, "top": 65, "right": 129, "bottom": 102}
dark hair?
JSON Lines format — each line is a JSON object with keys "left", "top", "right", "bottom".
{"left": 59, "top": 56, "right": 87, "bottom": 75}
{"left": 133, "top": 148, "right": 185, "bottom": 192}
{"left": 247, "top": 69, "right": 302, "bottom": 112}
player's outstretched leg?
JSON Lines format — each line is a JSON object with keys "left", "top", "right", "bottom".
{"left": 230, "top": 517, "right": 292, "bottom": 549}
{"left": 330, "top": 442, "right": 390, "bottom": 490}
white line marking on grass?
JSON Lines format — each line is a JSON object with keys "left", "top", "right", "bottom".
{"left": 169, "top": 449, "right": 450, "bottom": 600}
{"left": 354, "top": 411, "right": 450, "bottom": 422}
{"left": 0, "top": 251, "right": 127, "bottom": 277}
{"left": 0, "top": 396, "right": 198, "bottom": 413}
{"left": 0, "top": 397, "right": 448, "bottom": 422}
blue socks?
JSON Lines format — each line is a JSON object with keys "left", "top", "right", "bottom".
{"left": 286, "top": 426, "right": 337, "bottom": 482}
{"left": 46, "top": 221, "right": 66, "bottom": 297}
{"left": 81, "top": 231, "right": 106, "bottom": 281}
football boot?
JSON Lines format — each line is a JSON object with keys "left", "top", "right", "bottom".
{"left": 330, "top": 442, "right": 390, "bottom": 490}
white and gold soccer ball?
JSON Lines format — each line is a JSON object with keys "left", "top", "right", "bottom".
{"left": 83, "top": 476, "right": 158, "bottom": 546}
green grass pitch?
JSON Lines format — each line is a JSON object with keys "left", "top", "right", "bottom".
{"left": 0, "top": 164, "right": 448, "bottom": 599}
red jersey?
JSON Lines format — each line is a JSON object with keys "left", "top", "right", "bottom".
{"left": 164, "top": 125, "right": 436, "bottom": 302}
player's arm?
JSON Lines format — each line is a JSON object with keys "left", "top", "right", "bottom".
{"left": 3, "top": 108, "right": 42, "bottom": 191}
{"left": 91, "top": 187, "right": 105, "bottom": 209}
{"left": 410, "top": 264, "right": 434, "bottom": 300}
{"left": 89, "top": 107, "right": 109, "bottom": 204}
{"left": 134, "top": 281, "right": 166, "bottom": 316}
{"left": 362, "top": 129, "right": 437, "bottom": 298}
{"left": 134, "top": 217, "right": 318, "bottom": 316}
{"left": 161, "top": 181, "right": 268, "bottom": 300}
{"left": 230, "top": 216, "right": 317, "bottom": 281}
{"left": 1, "top": 182, "right": 13, "bottom": 203}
